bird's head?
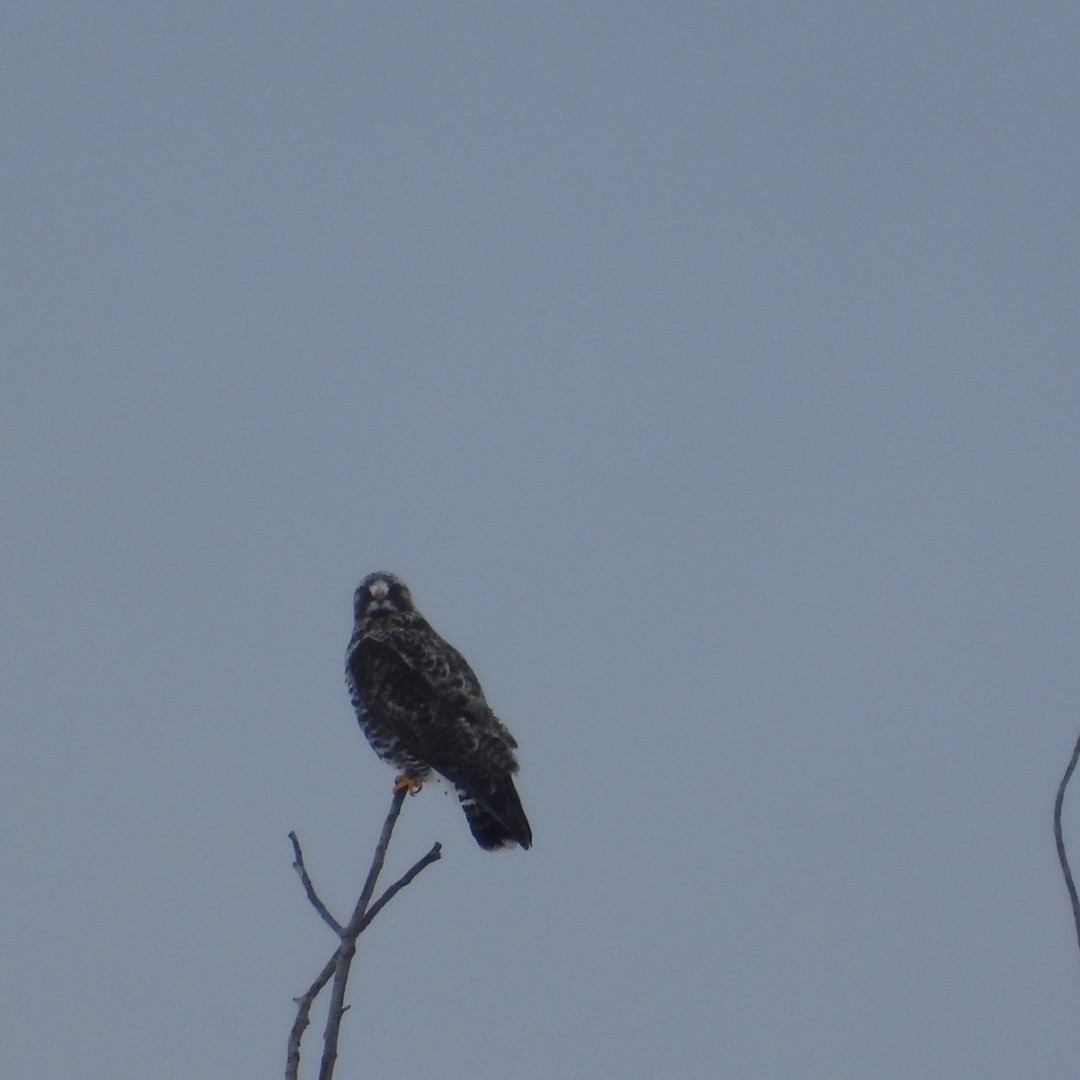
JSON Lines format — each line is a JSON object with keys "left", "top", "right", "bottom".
{"left": 354, "top": 571, "right": 415, "bottom": 619}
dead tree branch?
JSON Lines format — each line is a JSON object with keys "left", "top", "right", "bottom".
{"left": 286, "top": 953, "right": 337, "bottom": 1080}
{"left": 1054, "top": 728, "right": 1080, "bottom": 960}
{"left": 286, "top": 790, "right": 442, "bottom": 1080}
{"left": 289, "top": 832, "right": 342, "bottom": 935}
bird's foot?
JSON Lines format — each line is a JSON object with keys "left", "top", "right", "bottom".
{"left": 393, "top": 775, "right": 424, "bottom": 796}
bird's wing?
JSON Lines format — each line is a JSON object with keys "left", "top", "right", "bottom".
{"left": 377, "top": 616, "right": 487, "bottom": 707}
{"left": 372, "top": 618, "right": 520, "bottom": 766}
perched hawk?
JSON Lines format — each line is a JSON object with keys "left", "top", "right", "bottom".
{"left": 345, "top": 572, "right": 532, "bottom": 851}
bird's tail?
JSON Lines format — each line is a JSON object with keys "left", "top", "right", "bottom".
{"left": 456, "top": 776, "right": 532, "bottom": 851}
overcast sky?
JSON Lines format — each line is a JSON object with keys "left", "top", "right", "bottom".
{"left": 3, "top": 4, "right": 1080, "bottom": 1078}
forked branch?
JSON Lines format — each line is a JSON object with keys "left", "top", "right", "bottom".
{"left": 286, "top": 790, "right": 442, "bottom": 1080}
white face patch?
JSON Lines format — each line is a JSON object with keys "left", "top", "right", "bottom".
{"left": 368, "top": 579, "right": 390, "bottom": 602}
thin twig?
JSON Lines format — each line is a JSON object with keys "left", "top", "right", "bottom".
{"left": 359, "top": 842, "right": 442, "bottom": 933}
{"left": 285, "top": 952, "right": 337, "bottom": 1080}
{"left": 290, "top": 831, "right": 343, "bottom": 934}
{"left": 1054, "top": 728, "right": 1080, "bottom": 959}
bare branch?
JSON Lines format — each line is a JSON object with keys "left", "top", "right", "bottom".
{"left": 1054, "top": 728, "right": 1080, "bottom": 959}
{"left": 359, "top": 842, "right": 443, "bottom": 933}
{"left": 286, "top": 789, "right": 442, "bottom": 1080}
{"left": 289, "top": 831, "right": 342, "bottom": 934}
{"left": 317, "top": 789, "right": 407, "bottom": 1080}
{"left": 285, "top": 952, "right": 336, "bottom": 1080}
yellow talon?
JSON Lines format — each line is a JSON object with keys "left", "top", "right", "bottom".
{"left": 393, "top": 775, "right": 424, "bottom": 796}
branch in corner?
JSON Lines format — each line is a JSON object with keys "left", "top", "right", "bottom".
{"left": 285, "top": 789, "right": 443, "bottom": 1080}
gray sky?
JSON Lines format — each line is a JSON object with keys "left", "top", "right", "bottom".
{"left": 3, "top": 4, "right": 1079, "bottom": 1078}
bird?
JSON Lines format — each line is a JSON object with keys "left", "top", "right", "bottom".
{"left": 345, "top": 571, "right": 532, "bottom": 851}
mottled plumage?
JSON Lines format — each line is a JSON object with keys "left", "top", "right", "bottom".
{"left": 345, "top": 572, "right": 532, "bottom": 851}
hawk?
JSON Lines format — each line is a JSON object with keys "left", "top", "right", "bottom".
{"left": 345, "top": 572, "right": 532, "bottom": 851}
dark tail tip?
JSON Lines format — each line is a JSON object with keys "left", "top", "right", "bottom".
{"left": 459, "top": 778, "right": 532, "bottom": 851}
